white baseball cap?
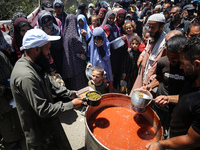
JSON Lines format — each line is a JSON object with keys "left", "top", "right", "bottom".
{"left": 148, "top": 13, "right": 165, "bottom": 23}
{"left": 20, "top": 28, "right": 61, "bottom": 51}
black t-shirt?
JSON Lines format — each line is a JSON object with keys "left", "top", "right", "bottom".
{"left": 163, "top": 19, "right": 191, "bottom": 35}
{"left": 170, "top": 82, "right": 200, "bottom": 149}
{"left": 156, "top": 56, "right": 185, "bottom": 96}
{"left": 88, "top": 80, "right": 109, "bottom": 94}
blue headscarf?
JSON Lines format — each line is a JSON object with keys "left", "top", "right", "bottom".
{"left": 87, "top": 27, "right": 113, "bottom": 81}
{"left": 77, "top": 14, "right": 92, "bottom": 41}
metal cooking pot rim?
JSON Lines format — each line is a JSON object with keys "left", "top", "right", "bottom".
{"left": 132, "top": 90, "right": 152, "bottom": 100}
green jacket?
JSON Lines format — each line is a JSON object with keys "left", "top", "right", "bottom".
{"left": 11, "top": 56, "right": 74, "bottom": 150}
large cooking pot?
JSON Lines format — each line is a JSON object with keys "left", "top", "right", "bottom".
{"left": 84, "top": 93, "right": 163, "bottom": 150}
{"left": 131, "top": 88, "right": 153, "bottom": 109}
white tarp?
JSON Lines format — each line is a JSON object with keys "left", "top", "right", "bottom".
{"left": 0, "top": 20, "right": 11, "bottom": 33}
{"left": 0, "top": 6, "right": 41, "bottom": 33}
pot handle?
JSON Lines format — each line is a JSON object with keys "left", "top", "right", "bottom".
{"left": 82, "top": 97, "right": 88, "bottom": 102}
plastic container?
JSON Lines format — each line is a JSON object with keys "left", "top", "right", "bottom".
{"left": 120, "top": 80, "right": 127, "bottom": 93}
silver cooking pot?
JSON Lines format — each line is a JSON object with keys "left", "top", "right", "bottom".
{"left": 110, "top": 36, "right": 125, "bottom": 49}
{"left": 131, "top": 88, "right": 154, "bottom": 109}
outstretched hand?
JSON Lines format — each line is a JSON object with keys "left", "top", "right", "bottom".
{"left": 155, "top": 95, "right": 169, "bottom": 107}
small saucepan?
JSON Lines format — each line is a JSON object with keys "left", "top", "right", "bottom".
{"left": 131, "top": 88, "right": 156, "bottom": 109}
{"left": 83, "top": 91, "right": 102, "bottom": 107}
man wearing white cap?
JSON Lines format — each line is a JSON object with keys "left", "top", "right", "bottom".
{"left": 10, "top": 29, "right": 85, "bottom": 150}
{"left": 130, "top": 13, "right": 166, "bottom": 93}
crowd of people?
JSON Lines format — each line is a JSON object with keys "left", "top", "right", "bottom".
{"left": 0, "top": 0, "right": 200, "bottom": 149}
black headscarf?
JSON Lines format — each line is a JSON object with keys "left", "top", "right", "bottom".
{"left": 76, "top": 3, "right": 89, "bottom": 24}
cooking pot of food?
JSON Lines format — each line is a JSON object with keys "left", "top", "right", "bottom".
{"left": 83, "top": 91, "right": 101, "bottom": 107}
{"left": 131, "top": 88, "right": 155, "bottom": 109}
{"left": 85, "top": 93, "right": 163, "bottom": 150}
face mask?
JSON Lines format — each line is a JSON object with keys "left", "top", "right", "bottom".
{"left": 125, "top": 20, "right": 130, "bottom": 23}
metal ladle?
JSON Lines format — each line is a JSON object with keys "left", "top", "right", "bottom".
{"left": 131, "top": 89, "right": 154, "bottom": 112}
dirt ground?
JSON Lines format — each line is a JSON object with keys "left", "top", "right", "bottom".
{"left": 59, "top": 107, "right": 87, "bottom": 150}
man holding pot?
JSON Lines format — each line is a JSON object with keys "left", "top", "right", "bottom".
{"left": 145, "top": 35, "right": 200, "bottom": 150}
{"left": 10, "top": 29, "right": 85, "bottom": 150}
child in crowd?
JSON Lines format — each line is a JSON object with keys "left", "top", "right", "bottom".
{"left": 124, "top": 14, "right": 133, "bottom": 23}
{"left": 88, "top": 66, "right": 109, "bottom": 94}
{"left": 89, "top": 15, "right": 99, "bottom": 32}
{"left": 139, "top": 29, "right": 150, "bottom": 52}
{"left": 87, "top": 27, "right": 113, "bottom": 92}
{"left": 77, "top": 14, "right": 92, "bottom": 44}
{"left": 122, "top": 35, "right": 141, "bottom": 93}
{"left": 123, "top": 21, "right": 138, "bottom": 49}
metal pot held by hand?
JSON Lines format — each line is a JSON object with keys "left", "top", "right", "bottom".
{"left": 131, "top": 88, "right": 154, "bottom": 112}
{"left": 83, "top": 91, "right": 102, "bottom": 107}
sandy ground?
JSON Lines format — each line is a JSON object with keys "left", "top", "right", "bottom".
{"left": 59, "top": 107, "right": 87, "bottom": 150}
{"left": 0, "top": 107, "right": 86, "bottom": 150}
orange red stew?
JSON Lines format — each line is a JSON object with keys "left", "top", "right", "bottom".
{"left": 88, "top": 106, "right": 157, "bottom": 150}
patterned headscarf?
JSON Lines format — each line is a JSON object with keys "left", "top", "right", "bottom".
{"left": 62, "top": 14, "right": 86, "bottom": 78}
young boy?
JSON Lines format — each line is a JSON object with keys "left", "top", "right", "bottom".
{"left": 122, "top": 36, "right": 141, "bottom": 94}
{"left": 88, "top": 66, "right": 109, "bottom": 94}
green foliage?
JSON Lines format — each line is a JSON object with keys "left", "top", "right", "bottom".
{"left": 0, "top": 0, "right": 113, "bottom": 20}
{"left": 0, "top": 0, "right": 38, "bottom": 20}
